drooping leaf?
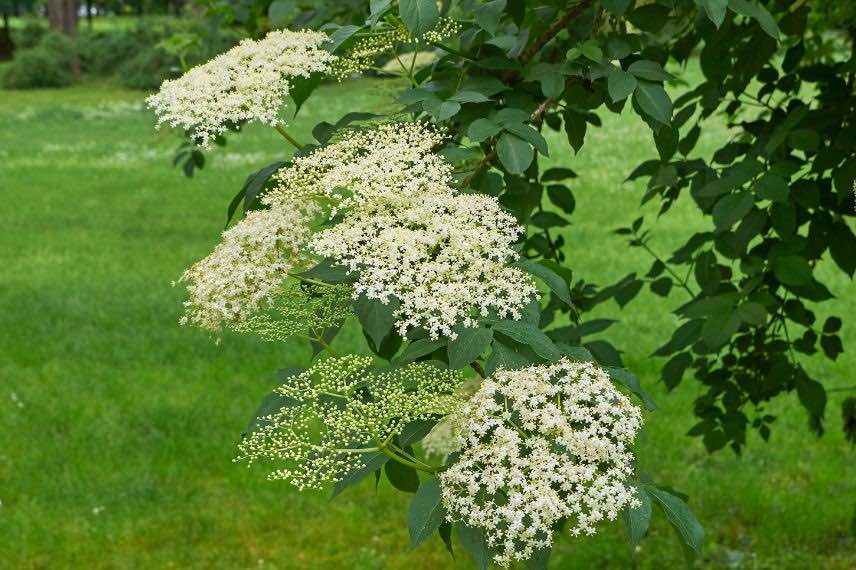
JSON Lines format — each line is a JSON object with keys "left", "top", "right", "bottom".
{"left": 456, "top": 523, "right": 491, "bottom": 570}
{"left": 607, "top": 67, "right": 638, "bottom": 102}
{"left": 491, "top": 320, "right": 561, "bottom": 361}
{"left": 634, "top": 80, "right": 673, "bottom": 125}
{"left": 448, "top": 326, "right": 494, "bottom": 369}
{"left": 623, "top": 480, "right": 652, "bottom": 546}
{"left": 604, "top": 367, "right": 657, "bottom": 410}
{"left": 355, "top": 296, "right": 400, "bottom": 347}
{"left": 399, "top": 0, "right": 440, "bottom": 37}
{"left": 513, "top": 260, "right": 572, "bottom": 307}
{"left": 331, "top": 450, "right": 389, "bottom": 499}
{"left": 644, "top": 485, "right": 704, "bottom": 559}
{"left": 386, "top": 460, "right": 420, "bottom": 493}
{"left": 695, "top": 0, "right": 728, "bottom": 27}
{"left": 496, "top": 132, "right": 534, "bottom": 174}
{"left": 396, "top": 338, "right": 447, "bottom": 364}
{"left": 408, "top": 478, "right": 446, "bottom": 548}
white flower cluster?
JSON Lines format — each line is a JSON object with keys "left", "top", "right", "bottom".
{"left": 179, "top": 122, "right": 534, "bottom": 339}
{"left": 236, "top": 355, "right": 462, "bottom": 490}
{"left": 439, "top": 359, "right": 643, "bottom": 566}
{"left": 311, "top": 192, "right": 534, "bottom": 339}
{"left": 178, "top": 201, "right": 319, "bottom": 332}
{"left": 265, "top": 121, "right": 453, "bottom": 214}
{"left": 147, "top": 30, "right": 336, "bottom": 146}
{"left": 267, "top": 122, "right": 536, "bottom": 339}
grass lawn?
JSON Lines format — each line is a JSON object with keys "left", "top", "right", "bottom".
{"left": 0, "top": 75, "right": 854, "bottom": 570}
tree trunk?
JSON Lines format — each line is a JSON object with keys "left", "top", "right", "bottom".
{"left": 86, "top": 0, "right": 93, "bottom": 29}
{"left": 0, "top": 13, "right": 13, "bottom": 61}
{"left": 47, "top": 0, "right": 81, "bottom": 76}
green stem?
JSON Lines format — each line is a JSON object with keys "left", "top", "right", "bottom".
{"left": 274, "top": 124, "right": 303, "bottom": 150}
{"left": 336, "top": 447, "right": 380, "bottom": 453}
{"left": 312, "top": 335, "right": 340, "bottom": 357}
{"left": 429, "top": 41, "right": 474, "bottom": 61}
{"left": 377, "top": 441, "right": 437, "bottom": 473}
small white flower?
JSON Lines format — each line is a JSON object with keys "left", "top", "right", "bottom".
{"left": 147, "top": 30, "right": 336, "bottom": 147}
{"left": 439, "top": 359, "right": 643, "bottom": 566}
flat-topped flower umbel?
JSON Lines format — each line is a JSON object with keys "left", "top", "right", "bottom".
{"left": 147, "top": 30, "right": 336, "bottom": 147}
{"left": 440, "top": 359, "right": 643, "bottom": 566}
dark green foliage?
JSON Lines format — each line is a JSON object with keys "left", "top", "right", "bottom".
{"left": 1, "top": 32, "right": 74, "bottom": 88}
{"left": 620, "top": 0, "right": 855, "bottom": 452}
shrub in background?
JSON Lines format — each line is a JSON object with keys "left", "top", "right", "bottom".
{"left": 1, "top": 31, "right": 74, "bottom": 88}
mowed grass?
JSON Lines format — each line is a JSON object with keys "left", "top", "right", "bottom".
{"left": 0, "top": 75, "right": 854, "bottom": 570}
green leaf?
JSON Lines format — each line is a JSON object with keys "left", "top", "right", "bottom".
{"left": 399, "top": 418, "right": 439, "bottom": 446}
{"left": 623, "top": 481, "right": 652, "bottom": 546}
{"left": 450, "top": 90, "right": 492, "bottom": 104}
{"left": 299, "top": 258, "right": 354, "bottom": 283}
{"left": 399, "top": 0, "right": 440, "bottom": 36}
{"left": 829, "top": 221, "right": 856, "bottom": 277}
{"left": 607, "top": 67, "right": 638, "bottom": 102}
{"left": 701, "top": 311, "right": 742, "bottom": 349}
{"left": 513, "top": 259, "right": 572, "bottom": 307}
{"left": 604, "top": 367, "right": 657, "bottom": 411}
{"left": 323, "top": 24, "right": 361, "bottom": 53}
{"left": 796, "top": 373, "right": 827, "bottom": 421}
{"left": 485, "top": 337, "right": 534, "bottom": 375}
{"left": 563, "top": 109, "right": 587, "bottom": 153}
{"left": 369, "top": 0, "right": 392, "bottom": 26}
{"left": 503, "top": 123, "right": 548, "bottom": 156}
{"left": 244, "top": 367, "right": 304, "bottom": 434}
{"left": 772, "top": 255, "right": 812, "bottom": 286}
{"left": 542, "top": 167, "right": 577, "bottom": 181}
{"left": 695, "top": 0, "right": 727, "bottom": 27}
{"left": 355, "top": 296, "right": 399, "bottom": 347}
{"left": 634, "top": 80, "right": 672, "bottom": 125}
{"left": 754, "top": 173, "right": 789, "bottom": 202}
{"left": 787, "top": 129, "right": 819, "bottom": 151}
{"left": 456, "top": 523, "right": 490, "bottom": 570}
{"left": 422, "top": 98, "right": 461, "bottom": 120}
{"left": 491, "top": 320, "right": 561, "bottom": 361}
{"left": 712, "top": 191, "right": 754, "bottom": 231}
{"left": 386, "top": 460, "right": 420, "bottom": 493}
{"left": 475, "top": 0, "right": 506, "bottom": 36}
{"left": 599, "top": 0, "right": 632, "bottom": 17}
{"left": 496, "top": 132, "right": 534, "bottom": 174}
{"left": 395, "top": 338, "right": 447, "bottom": 364}
{"left": 627, "top": 60, "right": 673, "bottom": 81}
{"left": 546, "top": 185, "right": 576, "bottom": 214}
{"left": 737, "top": 301, "right": 767, "bottom": 326}
{"left": 331, "top": 450, "right": 389, "bottom": 499}
{"left": 448, "top": 327, "right": 493, "bottom": 369}
{"left": 644, "top": 485, "right": 704, "bottom": 559}
{"left": 438, "top": 521, "right": 454, "bottom": 557}
{"left": 727, "top": 0, "right": 780, "bottom": 40}
{"left": 408, "top": 478, "right": 445, "bottom": 548}
{"left": 580, "top": 41, "right": 603, "bottom": 63}
{"left": 662, "top": 352, "right": 692, "bottom": 390}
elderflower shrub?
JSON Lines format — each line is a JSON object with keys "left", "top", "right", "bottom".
{"left": 439, "top": 359, "right": 643, "bottom": 566}
{"left": 146, "top": 30, "right": 336, "bottom": 147}
{"left": 236, "top": 355, "right": 462, "bottom": 490}
{"left": 178, "top": 201, "right": 320, "bottom": 332}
